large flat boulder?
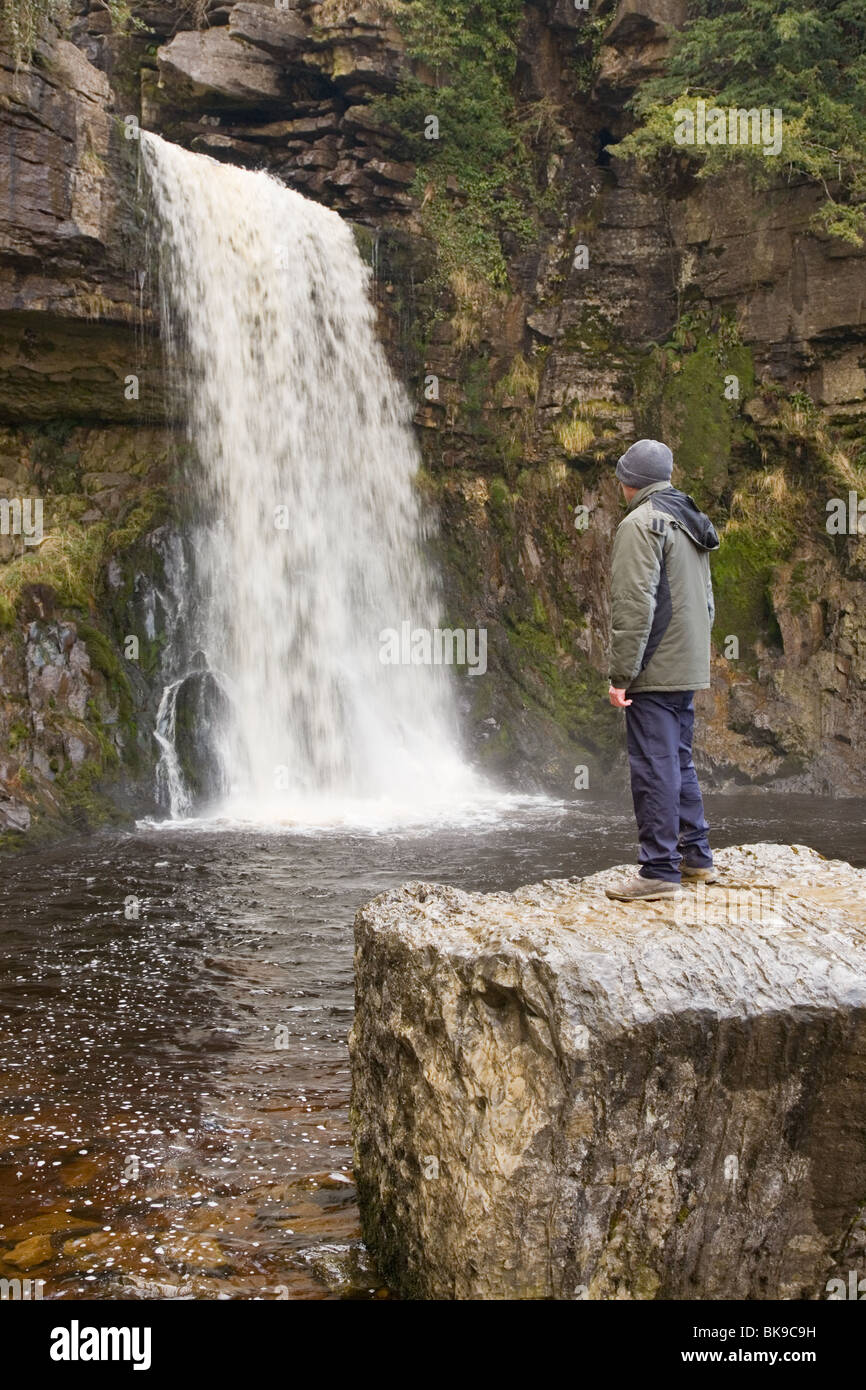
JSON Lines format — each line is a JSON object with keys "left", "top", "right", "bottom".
{"left": 350, "top": 844, "right": 866, "bottom": 1300}
{"left": 156, "top": 28, "right": 291, "bottom": 105}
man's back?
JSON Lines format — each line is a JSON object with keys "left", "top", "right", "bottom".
{"left": 609, "top": 481, "right": 720, "bottom": 695}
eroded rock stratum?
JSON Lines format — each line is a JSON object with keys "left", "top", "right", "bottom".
{"left": 351, "top": 843, "right": 866, "bottom": 1300}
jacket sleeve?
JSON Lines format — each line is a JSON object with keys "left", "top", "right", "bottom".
{"left": 706, "top": 557, "right": 715, "bottom": 628}
{"left": 608, "top": 518, "right": 665, "bottom": 687}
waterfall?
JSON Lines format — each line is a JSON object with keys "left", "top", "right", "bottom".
{"left": 140, "top": 133, "right": 475, "bottom": 822}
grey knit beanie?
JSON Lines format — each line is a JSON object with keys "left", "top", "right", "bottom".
{"left": 615, "top": 439, "right": 673, "bottom": 488}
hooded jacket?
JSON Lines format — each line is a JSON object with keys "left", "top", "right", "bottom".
{"left": 608, "top": 481, "right": 720, "bottom": 693}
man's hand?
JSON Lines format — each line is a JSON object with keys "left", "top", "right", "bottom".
{"left": 609, "top": 685, "right": 632, "bottom": 708}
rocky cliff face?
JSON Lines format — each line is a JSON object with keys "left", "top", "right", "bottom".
{"left": 0, "top": 10, "right": 175, "bottom": 836}
{"left": 350, "top": 844, "right": 866, "bottom": 1299}
{"left": 0, "top": 0, "right": 864, "bottom": 837}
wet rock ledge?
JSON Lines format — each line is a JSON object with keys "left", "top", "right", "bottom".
{"left": 349, "top": 844, "right": 866, "bottom": 1300}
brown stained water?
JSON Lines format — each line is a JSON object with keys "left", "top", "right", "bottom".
{"left": 1, "top": 793, "right": 864, "bottom": 1301}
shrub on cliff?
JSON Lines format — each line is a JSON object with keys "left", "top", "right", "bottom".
{"left": 0, "top": 0, "right": 140, "bottom": 66}
{"left": 0, "top": 0, "right": 66, "bottom": 65}
{"left": 614, "top": 0, "right": 866, "bottom": 245}
{"left": 374, "top": 0, "right": 542, "bottom": 286}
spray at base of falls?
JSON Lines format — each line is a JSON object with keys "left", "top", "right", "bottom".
{"left": 141, "top": 133, "right": 480, "bottom": 823}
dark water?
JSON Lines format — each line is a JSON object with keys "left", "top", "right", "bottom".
{"left": 1, "top": 793, "right": 864, "bottom": 1300}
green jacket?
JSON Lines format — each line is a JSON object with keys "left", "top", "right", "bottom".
{"left": 608, "top": 481, "right": 720, "bottom": 693}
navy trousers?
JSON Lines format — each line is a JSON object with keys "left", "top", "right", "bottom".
{"left": 624, "top": 690, "right": 712, "bottom": 882}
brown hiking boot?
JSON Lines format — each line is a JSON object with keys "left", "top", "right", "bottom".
{"left": 605, "top": 875, "right": 682, "bottom": 902}
{"left": 681, "top": 863, "right": 718, "bottom": 883}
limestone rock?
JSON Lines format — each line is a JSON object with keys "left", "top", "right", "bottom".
{"left": 668, "top": 174, "right": 866, "bottom": 382}
{"left": 351, "top": 844, "right": 866, "bottom": 1300}
{"left": 227, "top": 4, "right": 312, "bottom": 63}
{"left": 595, "top": 0, "right": 690, "bottom": 96}
{"left": 0, "top": 29, "right": 166, "bottom": 423}
{"left": 172, "top": 668, "right": 232, "bottom": 809}
{"left": 156, "top": 28, "right": 290, "bottom": 105}
{"left": 5, "top": 1234, "right": 53, "bottom": 1270}
{"left": 26, "top": 622, "right": 92, "bottom": 722}
{"left": 0, "top": 798, "right": 31, "bottom": 832}
{"left": 0, "top": 38, "right": 132, "bottom": 320}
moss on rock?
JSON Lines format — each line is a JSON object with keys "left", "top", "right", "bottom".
{"left": 635, "top": 317, "right": 755, "bottom": 508}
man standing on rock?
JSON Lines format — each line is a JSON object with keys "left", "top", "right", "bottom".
{"left": 605, "top": 439, "right": 720, "bottom": 902}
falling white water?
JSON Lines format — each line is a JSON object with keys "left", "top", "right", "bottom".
{"left": 140, "top": 132, "right": 480, "bottom": 823}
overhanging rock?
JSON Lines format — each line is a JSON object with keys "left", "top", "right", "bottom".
{"left": 349, "top": 844, "right": 866, "bottom": 1300}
